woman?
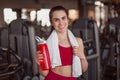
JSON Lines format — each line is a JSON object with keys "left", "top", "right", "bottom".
{"left": 37, "top": 5, "right": 88, "bottom": 80}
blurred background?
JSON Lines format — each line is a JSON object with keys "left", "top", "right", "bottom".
{"left": 0, "top": 0, "right": 120, "bottom": 80}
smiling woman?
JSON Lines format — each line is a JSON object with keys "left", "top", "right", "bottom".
{"left": 36, "top": 5, "right": 88, "bottom": 80}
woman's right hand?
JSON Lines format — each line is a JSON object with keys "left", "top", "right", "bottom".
{"left": 36, "top": 51, "right": 49, "bottom": 77}
{"left": 36, "top": 51, "right": 43, "bottom": 65}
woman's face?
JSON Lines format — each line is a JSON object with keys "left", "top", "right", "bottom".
{"left": 51, "top": 10, "right": 69, "bottom": 33}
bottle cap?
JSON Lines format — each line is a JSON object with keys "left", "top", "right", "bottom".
{"left": 35, "top": 36, "right": 45, "bottom": 44}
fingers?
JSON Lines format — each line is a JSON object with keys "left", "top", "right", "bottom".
{"left": 72, "top": 46, "right": 82, "bottom": 57}
{"left": 72, "top": 46, "right": 79, "bottom": 53}
{"left": 72, "top": 46, "right": 86, "bottom": 59}
{"left": 36, "top": 51, "right": 43, "bottom": 65}
{"left": 37, "top": 51, "right": 43, "bottom": 59}
{"left": 72, "top": 46, "right": 78, "bottom": 49}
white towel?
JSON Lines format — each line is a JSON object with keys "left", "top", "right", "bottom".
{"left": 46, "top": 29, "right": 82, "bottom": 77}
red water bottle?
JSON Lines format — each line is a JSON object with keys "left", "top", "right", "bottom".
{"left": 35, "top": 36, "right": 51, "bottom": 70}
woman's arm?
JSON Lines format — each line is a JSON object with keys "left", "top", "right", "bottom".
{"left": 39, "top": 67, "right": 49, "bottom": 77}
{"left": 36, "top": 51, "right": 49, "bottom": 77}
{"left": 73, "top": 37, "right": 88, "bottom": 72}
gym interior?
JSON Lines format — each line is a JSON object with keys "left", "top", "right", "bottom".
{"left": 0, "top": 0, "right": 120, "bottom": 80}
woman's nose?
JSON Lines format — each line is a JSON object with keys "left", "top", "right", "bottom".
{"left": 59, "top": 20, "right": 63, "bottom": 25}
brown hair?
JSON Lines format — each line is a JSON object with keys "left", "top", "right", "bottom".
{"left": 49, "top": 5, "right": 68, "bottom": 22}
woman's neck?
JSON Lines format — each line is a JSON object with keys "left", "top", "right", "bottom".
{"left": 57, "top": 31, "right": 71, "bottom": 46}
{"left": 57, "top": 31, "right": 68, "bottom": 40}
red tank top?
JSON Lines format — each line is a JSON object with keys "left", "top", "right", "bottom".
{"left": 59, "top": 45, "right": 73, "bottom": 66}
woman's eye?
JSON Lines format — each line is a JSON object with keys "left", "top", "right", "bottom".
{"left": 52, "top": 19, "right": 58, "bottom": 22}
{"left": 62, "top": 17, "right": 66, "bottom": 20}
{"left": 55, "top": 19, "right": 59, "bottom": 22}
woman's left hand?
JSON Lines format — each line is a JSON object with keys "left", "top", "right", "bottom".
{"left": 72, "top": 46, "right": 85, "bottom": 59}
{"left": 72, "top": 37, "right": 86, "bottom": 59}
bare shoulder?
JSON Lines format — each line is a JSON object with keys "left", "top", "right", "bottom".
{"left": 75, "top": 37, "right": 83, "bottom": 44}
{"left": 75, "top": 37, "right": 84, "bottom": 48}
